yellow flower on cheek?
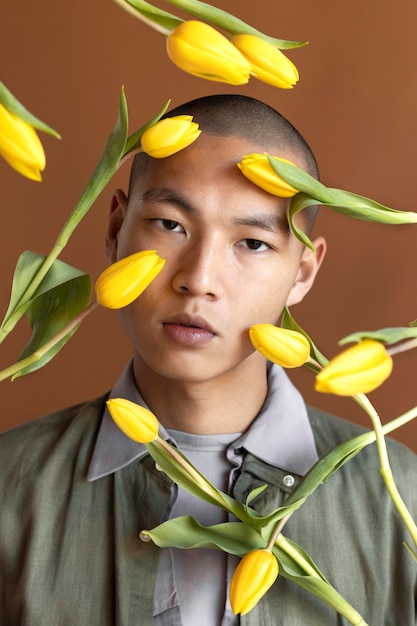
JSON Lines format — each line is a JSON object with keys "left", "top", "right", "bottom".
{"left": 250, "top": 323, "right": 310, "bottom": 367}
{"left": 95, "top": 250, "right": 165, "bottom": 309}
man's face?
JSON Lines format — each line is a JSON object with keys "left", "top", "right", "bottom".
{"left": 107, "top": 133, "right": 324, "bottom": 387}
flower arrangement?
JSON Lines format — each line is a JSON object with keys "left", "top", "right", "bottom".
{"left": 2, "top": 0, "right": 417, "bottom": 623}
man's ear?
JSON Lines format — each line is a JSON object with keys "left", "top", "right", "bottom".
{"left": 106, "top": 189, "right": 128, "bottom": 263}
{"left": 286, "top": 236, "right": 327, "bottom": 307}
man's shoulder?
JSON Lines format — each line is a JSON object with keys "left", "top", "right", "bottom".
{"left": 0, "top": 394, "right": 109, "bottom": 478}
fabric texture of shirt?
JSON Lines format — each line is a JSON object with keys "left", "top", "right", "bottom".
{"left": 1, "top": 367, "right": 417, "bottom": 625}
{"left": 88, "top": 362, "right": 319, "bottom": 625}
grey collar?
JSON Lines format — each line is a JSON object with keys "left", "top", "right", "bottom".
{"left": 87, "top": 361, "right": 318, "bottom": 481}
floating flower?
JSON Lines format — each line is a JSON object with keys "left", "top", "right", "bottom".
{"left": 238, "top": 154, "right": 299, "bottom": 197}
{"left": 0, "top": 102, "right": 46, "bottom": 181}
{"left": 230, "top": 549, "right": 279, "bottom": 615}
{"left": 107, "top": 398, "right": 159, "bottom": 443}
{"left": 166, "top": 21, "right": 251, "bottom": 85}
{"left": 232, "top": 34, "right": 298, "bottom": 89}
{"left": 250, "top": 324, "right": 310, "bottom": 368}
{"left": 95, "top": 250, "right": 165, "bottom": 309}
{"left": 141, "top": 115, "right": 201, "bottom": 158}
{"left": 315, "top": 339, "right": 393, "bottom": 396}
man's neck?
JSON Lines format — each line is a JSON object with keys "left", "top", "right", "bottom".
{"left": 132, "top": 355, "right": 269, "bottom": 435}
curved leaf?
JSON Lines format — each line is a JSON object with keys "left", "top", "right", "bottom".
{"left": 340, "top": 326, "right": 417, "bottom": 346}
{"left": 0, "top": 81, "right": 60, "bottom": 138}
{"left": 164, "top": 0, "right": 307, "bottom": 48}
{"left": 267, "top": 155, "right": 417, "bottom": 225}
{"left": 13, "top": 273, "right": 92, "bottom": 379}
{"left": 281, "top": 307, "right": 328, "bottom": 370}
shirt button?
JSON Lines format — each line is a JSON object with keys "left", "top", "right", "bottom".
{"left": 139, "top": 530, "right": 152, "bottom": 542}
{"left": 282, "top": 474, "right": 295, "bottom": 488}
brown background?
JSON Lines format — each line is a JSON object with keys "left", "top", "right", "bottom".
{"left": 1, "top": 0, "right": 416, "bottom": 452}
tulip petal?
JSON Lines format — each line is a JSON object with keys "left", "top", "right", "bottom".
{"left": 230, "top": 549, "right": 279, "bottom": 615}
{"left": 238, "top": 154, "right": 298, "bottom": 198}
{"left": 167, "top": 21, "right": 251, "bottom": 85}
{"left": 107, "top": 398, "right": 159, "bottom": 443}
{"left": 315, "top": 339, "right": 393, "bottom": 396}
{"left": 0, "top": 102, "right": 46, "bottom": 180}
{"left": 250, "top": 324, "right": 310, "bottom": 368}
{"left": 233, "top": 34, "right": 299, "bottom": 89}
{"left": 95, "top": 250, "right": 165, "bottom": 309}
{"left": 140, "top": 115, "right": 201, "bottom": 158}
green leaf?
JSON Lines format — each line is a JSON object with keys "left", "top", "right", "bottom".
{"left": 281, "top": 307, "right": 328, "bottom": 370}
{"left": 340, "top": 326, "right": 417, "bottom": 346}
{"left": 267, "top": 155, "right": 417, "bottom": 225}
{"left": 113, "top": 0, "right": 182, "bottom": 34}
{"left": 0, "top": 89, "right": 128, "bottom": 344}
{"left": 144, "top": 517, "right": 265, "bottom": 553}
{"left": 1, "top": 251, "right": 46, "bottom": 333}
{"left": 245, "top": 484, "right": 268, "bottom": 508}
{"left": 13, "top": 268, "right": 91, "bottom": 379}
{"left": 56, "top": 87, "right": 129, "bottom": 250}
{"left": 147, "top": 439, "right": 255, "bottom": 523}
{"left": 0, "top": 81, "right": 60, "bottom": 138}
{"left": 144, "top": 517, "right": 367, "bottom": 624}
{"left": 164, "top": 0, "right": 307, "bottom": 48}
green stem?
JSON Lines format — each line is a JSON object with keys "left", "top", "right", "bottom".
{"left": 155, "top": 436, "right": 227, "bottom": 507}
{"left": 387, "top": 336, "right": 417, "bottom": 357}
{"left": 275, "top": 534, "right": 321, "bottom": 579}
{"left": 0, "top": 301, "right": 98, "bottom": 382}
{"left": 353, "top": 394, "right": 417, "bottom": 548}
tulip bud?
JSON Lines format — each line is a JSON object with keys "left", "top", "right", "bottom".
{"left": 238, "top": 154, "right": 299, "bottom": 198}
{"left": 166, "top": 21, "right": 251, "bottom": 85}
{"left": 107, "top": 398, "right": 159, "bottom": 443}
{"left": 141, "top": 115, "right": 201, "bottom": 158}
{"left": 0, "top": 102, "right": 46, "bottom": 181}
{"left": 95, "top": 250, "right": 165, "bottom": 309}
{"left": 232, "top": 34, "right": 299, "bottom": 89}
{"left": 315, "top": 339, "right": 393, "bottom": 396}
{"left": 230, "top": 549, "right": 279, "bottom": 615}
{"left": 250, "top": 324, "right": 310, "bottom": 368}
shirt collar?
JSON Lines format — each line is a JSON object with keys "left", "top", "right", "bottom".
{"left": 87, "top": 361, "right": 318, "bottom": 481}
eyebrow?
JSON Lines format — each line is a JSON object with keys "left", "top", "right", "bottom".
{"left": 141, "top": 186, "right": 291, "bottom": 236}
{"left": 140, "top": 187, "right": 197, "bottom": 214}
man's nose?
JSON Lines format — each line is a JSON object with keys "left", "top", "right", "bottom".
{"left": 172, "top": 236, "right": 225, "bottom": 299}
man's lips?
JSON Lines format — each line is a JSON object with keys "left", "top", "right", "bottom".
{"left": 162, "top": 314, "right": 217, "bottom": 345}
{"left": 162, "top": 313, "right": 216, "bottom": 334}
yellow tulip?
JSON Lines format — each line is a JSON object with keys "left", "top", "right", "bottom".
{"left": 107, "top": 398, "right": 159, "bottom": 443}
{"left": 238, "top": 154, "right": 299, "bottom": 198}
{"left": 230, "top": 549, "right": 279, "bottom": 615}
{"left": 95, "top": 250, "right": 165, "bottom": 309}
{"left": 315, "top": 339, "right": 393, "bottom": 396}
{"left": 0, "top": 102, "right": 45, "bottom": 181}
{"left": 250, "top": 324, "right": 310, "bottom": 368}
{"left": 232, "top": 34, "right": 299, "bottom": 89}
{"left": 141, "top": 115, "right": 201, "bottom": 158}
{"left": 166, "top": 21, "right": 251, "bottom": 85}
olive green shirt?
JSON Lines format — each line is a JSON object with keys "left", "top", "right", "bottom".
{"left": 1, "top": 395, "right": 416, "bottom": 625}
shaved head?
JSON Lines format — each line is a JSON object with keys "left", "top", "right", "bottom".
{"left": 128, "top": 94, "right": 319, "bottom": 231}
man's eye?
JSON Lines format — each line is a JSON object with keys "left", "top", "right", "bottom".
{"left": 159, "top": 219, "right": 182, "bottom": 231}
{"left": 239, "top": 238, "right": 269, "bottom": 251}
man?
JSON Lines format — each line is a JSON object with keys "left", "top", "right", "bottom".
{"left": 1, "top": 95, "right": 416, "bottom": 625}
